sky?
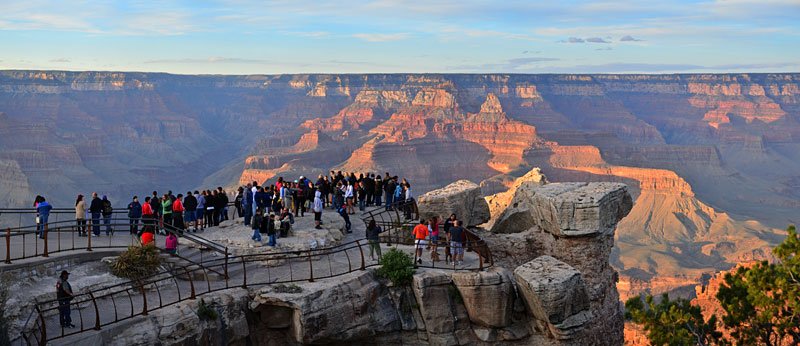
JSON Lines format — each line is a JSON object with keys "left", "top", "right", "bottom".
{"left": 0, "top": 0, "right": 798, "bottom": 75}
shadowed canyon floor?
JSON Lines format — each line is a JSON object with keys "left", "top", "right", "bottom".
{"left": 2, "top": 71, "right": 799, "bottom": 299}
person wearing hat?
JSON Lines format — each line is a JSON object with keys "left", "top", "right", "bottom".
{"left": 56, "top": 270, "right": 76, "bottom": 328}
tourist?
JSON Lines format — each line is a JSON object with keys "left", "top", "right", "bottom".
{"left": 183, "top": 191, "right": 198, "bottom": 232}
{"left": 216, "top": 187, "right": 228, "bottom": 224}
{"left": 393, "top": 177, "right": 403, "bottom": 211}
{"left": 221, "top": 188, "right": 230, "bottom": 221}
{"left": 373, "top": 174, "right": 383, "bottom": 207}
{"left": 449, "top": 220, "right": 466, "bottom": 265}
{"left": 358, "top": 181, "right": 367, "bottom": 212}
{"left": 334, "top": 182, "right": 345, "bottom": 209}
{"left": 234, "top": 187, "right": 244, "bottom": 219}
{"left": 344, "top": 180, "right": 354, "bottom": 214}
{"left": 443, "top": 214, "right": 456, "bottom": 263}
{"left": 141, "top": 230, "right": 154, "bottom": 246}
{"left": 36, "top": 196, "right": 52, "bottom": 239}
{"left": 205, "top": 190, "right": 215, "bottom": 227}
{"left": 243, "top": 183, "right": 253, "bottom": 227}
{"left": 141, "top": 197, "right": 154, "bottom": 235}
{"left": 271, "top": 188, "right": 282, "bottom": 215}
{"left": 165, "top": 233, "right": 178, "bottom": 254}
{"left": 56, "top": 270, "right": 75, "bottom": 328}
{"left": 251, "top": 208, "right": 263, "bottom": 242}
{"left": 403, "top": 182, "right": 414, "bottom": 220}
{"left": 196, "top": 190, "right": 205, "bottom": 230}
{"left": 429, "top": 216, "right": 440, "bottom": 256}
{"left": 313, "top": 190, "right": 323, "bottom": 229}
{"left": 413, "top": 219, "right": 428, "bottom": 264}
{"left": 366, "top": 219, "right": 382, "bottom": 261}
{"left": 336, "top": 203, "right": 352, "bottom": 233}
{"left": 384, "top": 174, "right": 396, "bottom": 211}
{"left": 265, "top": 213, "right": 277, "bottom": 246}
{"left": 101, "top": 195, "right": 113, "bottom": 236}
{"left": 172, "top": 193, "right": 185, "bottom": 231}
{"left": 33, "top": 196, "right": 43, "bottom": 233}
{"left": 159, "top": 194, "right": 171, "bottom": 231}
{"left": 127, "top": 196, "right": 142, "bottom": 235}
{"left": 250, "top": 181, "right": 258, "bottom": 217}
{"left": 75, "top": 195, "right": 87, "bottom": 237}
{"left": 255, "top": 186, "right": 267, "bottom": 214}
{"left": 89, "top": 193, "right": 102, "bottom": 236}
{"left": 295, "top": 179, "right": 307, "bottom": 217}
{"left": 285, "top": 182, "right": 295, "bottom": 215}
{"left": 364, "top": 174, "right": 374, "bottom": 207}
{"left": 149, "top": 191, "right": 161, "bottom": 232}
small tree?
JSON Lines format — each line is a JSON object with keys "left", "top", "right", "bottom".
{"left": 376, "top": 248, "right": 415, "bottom": 286}
{"left": 716, "top": 225, "right": 800, "bottom": 346}
{"left": 625, "top": 293, "right": 724, "bottom": 346}
{"left": 109, "top": 243, "right": 163, "bottom": 279}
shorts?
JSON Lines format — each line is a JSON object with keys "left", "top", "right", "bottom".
{"left": 415, "top": 239, "right": 427, "bottom": 249}
{"left": 196, "top": 209, "right": 204, "bottom": 219}
{"left": 450, "top": 241, "right": 464, "bottom": 255}
{"left": 430, "top": 235, "right": 439, "bottom": 245}
{"left": 314, "top": 212, "right": 321, "bottom": 221}
{"left": 184, "top": 211, "right": 197, "bottom": 222}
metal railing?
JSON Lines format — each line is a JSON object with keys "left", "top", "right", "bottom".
{"left": 19, "top": 235, "right": 492, "bottom": 345}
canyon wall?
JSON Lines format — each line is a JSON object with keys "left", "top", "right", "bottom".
{"left": 1, "top": 71, "right": 798, "bottom": 298}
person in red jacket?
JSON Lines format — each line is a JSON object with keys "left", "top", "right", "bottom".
{"left": 413, "top": 219, "right": 429, "bottom": 264}
{"left": 140, "top": 197, "right": 154, "bottom": 236}
{"left": 172, "top": 194, "right": 185, "bottom": 231}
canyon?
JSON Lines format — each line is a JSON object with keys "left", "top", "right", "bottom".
{"left": 1, "top": 71, "right": 798, "bottom": 302}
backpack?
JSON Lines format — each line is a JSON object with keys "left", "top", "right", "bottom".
{"left": 102, "top": 200, "right": 113, "bottom": 215}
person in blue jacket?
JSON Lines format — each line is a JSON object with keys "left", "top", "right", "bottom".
{"left": 36, "top": 196, "right": 52, "bottom": 239}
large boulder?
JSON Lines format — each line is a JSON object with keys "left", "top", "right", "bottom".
{"left": 514, "top": 256, "right": 592, "bottom": 340}
{"left": 490, "top": 182, "right": 632, "bottom": 235}
{"left": 412, "top": 271, "right": 472, "bottom": 346}
{"left": 417, "top": 180, "right": 490, "bottom": 227}
{"left": 451, "top": 267, "right": 515, "bottom": 328}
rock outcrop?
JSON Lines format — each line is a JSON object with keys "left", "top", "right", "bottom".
{"left": 515, "top": 256, "right": 592, "bottom": 340}
{"left": 417, "top": 180, "right": 491, "bottom": 227}
{"left": 451, "top": 267, "right": 515, "bottom": 329}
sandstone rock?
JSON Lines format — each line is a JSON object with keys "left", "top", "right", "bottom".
{"left": 417, "top": 180, "right": 490, "bottom": 227}
{"left": 451, "top": 267, "right": 515, "bottom": 328}
{"left": 514, "top": 256, "right": 592, "bottom": 340}
{"left": 411, "top": 271, "right": 471, "bottom": 346}
{"left": 491, "top": 182, "right": 632, "bottom": 236}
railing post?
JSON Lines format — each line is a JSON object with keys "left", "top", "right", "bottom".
{"left": 356, "top": 240, "right": 365, "bottom": 270}
{"left": 477, "top": 242, "right": 483, "bottom": 270}
{"left": 241, "top": 257, "right": 247, "bottom": 289}
{"left": 308, "top": 251, "right": 314, "bottom": 282}
{"left": 224, "top": 247, "right": 229, "bottom": 288}
{"left": 138, "top": 279, "right": 148, "bottom": 315}
{"left": 5, "top": 228, "right": 10, "bottom": 264}
{"left": 89, "top": 292, "right": 101, "bottom": 330}
{"left": 35, "top": 305, "right": 46, "bottom": 346}
{"left": 184, "top": 267, "right": 196, "bottom": 299}
{"left": 86, "top": 226, "right": 92, "bottom": 252}
{"left": 42, "top": 224, "right": 48, "bottom": 257}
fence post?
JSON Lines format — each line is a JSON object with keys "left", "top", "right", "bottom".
{"left": 224, "top": 247, "right": 229, "bottom": 288}
{"left": 89, "top": 292, "right": 101, "bottom": 330}
{"left": 356, "top": 240, "right": 365, "bottom": 270}
{"left": 477, "top": 242, "right": 483, "bottom": 270}
{"left": 184, "top": 267, "right": 196, "bottom": 299}
{"left": 308, "top": 252, "right": 314, "bottom": 282}
{"left": 138, "top": 279, "right": 148, "bottom": 315}
{"left": 87, "top": 226, "right": 93, "bottom": 252}
{"left": 42, "top": 224, "right": 49, "bottom": 257}
{"left": 5, "top": 228, "right": 10, "bottom": 264}
{"left": 35, "top": 305, "right": 46, "bottom": 345}
{"left": 241, "top": 257, "right": 247, "bottom": 289}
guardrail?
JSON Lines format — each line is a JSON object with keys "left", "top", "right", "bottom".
{"left": 19, "top": 235, "right": 492, "bottom": 346}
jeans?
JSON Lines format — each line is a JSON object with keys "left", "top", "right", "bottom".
{"left": 129, "top": 218, "right": 139, "bottom": 234}
{"left": 37, "top": 213, "right": 49, "bottom": 237}
{"left": 103, "top": 214, "right": 112, "bottom": 235}
{"left": 339, "top": 211, "right": 351, "bottom": 231}
{"left": 76, "top": 219, "right": 87, "bottom": 235}
{"left": 268, "top": 234, "right": 276, "bottom": 246}
{"left": 359, "top": 199, "right": 366, "bottom": 211}
{"left": 91, "top": 212, "right": 101, "bottom": 236}
{"left": 58, "top": 299, "right": 72, "bottom": 326}
{"left": 243, "top": 205, "right": 252, "bottom": 226}
{"left": 251, "top": 229, "right": 261, "bottom": 242}
{"left": 224, "top": 207, "right": 229, "bottom": 220}
{"left": 374, "top": 193, "right": 381, "bottom": 207}
{"left": 385, "top": 192, "right": 393, "bottom": 210}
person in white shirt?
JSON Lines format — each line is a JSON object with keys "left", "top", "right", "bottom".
{"left": 344, "top": 180, "right": 355, "bottom": 215}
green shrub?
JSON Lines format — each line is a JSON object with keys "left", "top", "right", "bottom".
{"left": 109, "top": 243, "right": 162, "bottom": 279}
{"left": 376, "top": 248, "right": 415, "bottom": 286}
{"left": 273, "top": 283, "right": 303, "bottom": 293}
{"left": 197, "top": 299, "right": 219, "bottom": 321}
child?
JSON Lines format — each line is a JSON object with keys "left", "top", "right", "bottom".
{"left": 251, "top": 209, "right": 263, "bottom": 242}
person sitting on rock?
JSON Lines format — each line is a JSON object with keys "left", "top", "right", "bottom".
{"left": 165, "top": 233, "right": 178, "bottom": 254}
{"left": 336, "top": 204, "right": 352, "bottom": 233}
{"left": 279, "top": 208, "right": 294, "bottom": 237}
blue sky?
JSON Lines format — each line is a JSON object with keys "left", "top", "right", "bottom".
{"left": 0, "top": 0, "right": 798, "bottom": 74}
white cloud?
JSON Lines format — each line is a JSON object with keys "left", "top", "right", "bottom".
{"left": 49, "top": 57, "right": 71, "bottom": 63}
{"left": 352, "top": 33, "right": 409, "bottom": 42}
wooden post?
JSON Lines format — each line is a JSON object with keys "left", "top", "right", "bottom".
{"left": 42, "top": 223, "right": 49, "bottom": 257}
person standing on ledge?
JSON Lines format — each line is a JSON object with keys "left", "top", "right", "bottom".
{"left": 183, "top": 191, "right": 198, "bottom": 232}
{"left": 101, "top": 195, "right": 113, "bottom": 236}
{"left": 75, "top": 195, "right": 87, "bottom": 237}
{"left": 89, "top": 193, "right": 102, "bottom": 237}
{"left": 56, "top": 270, "right": 75, "bottom": 328}
{"left": 313, "top": 189, "right": 323, "bottom": 229}
{"left": 449, "top": 220, "right": 466, "bottom": 265}
{"left": 161, "top": 194, "right": 173, "bottom": 231}
{"left": 195, "top": 190, "right": 205, "bottom": 231}
{"left": 413, "top": 219, "right": 429, "bottom": 265}
{"left": 127, "top": 196, "right": 142, "bottom": 235}
{"left": 36, "top": 196, "right": 52, "bottom": 239}
{"left": 366, "top": 219, "right": 382, "bottom": 262}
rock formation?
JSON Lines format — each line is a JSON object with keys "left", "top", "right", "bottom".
{"left": 416, "top": 180, "right": 490, "bottom": 227}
